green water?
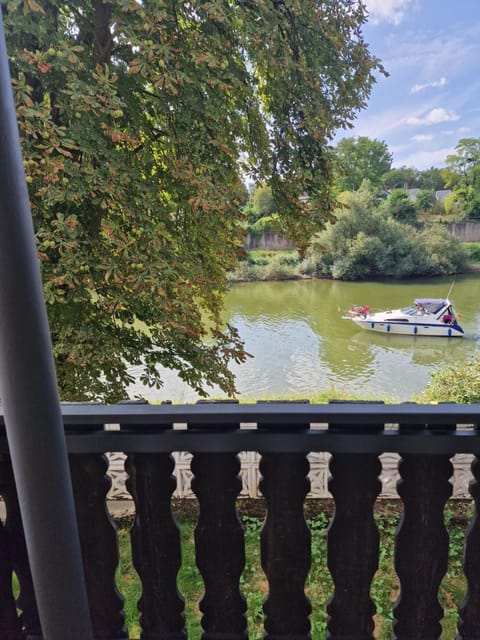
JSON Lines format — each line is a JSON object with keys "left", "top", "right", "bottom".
{"left": 129, "top": 274, "right": 480, "bottom": 402}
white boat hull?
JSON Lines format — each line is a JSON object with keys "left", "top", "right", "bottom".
{"left": 345, "top": 297, "right": 464, "bottom": 337}
{"left": 350, "top": 316, "right": 464, "bottom": 337}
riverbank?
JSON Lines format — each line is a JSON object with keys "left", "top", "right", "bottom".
{"left": 228, "top": 245, "right": 480, "bottom": 283}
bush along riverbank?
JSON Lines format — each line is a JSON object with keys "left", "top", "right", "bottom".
{"left": 228, "top": 241, "right": 480, "bottom": 284}
{"left": 228, "top": 249, "right": 303, "bottom": 282}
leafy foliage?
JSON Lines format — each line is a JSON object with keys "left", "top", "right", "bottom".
{"left": 251, "top": 185, "right": 278, "bottom": 220}
{"left": 445, "top": 138, "right": 480, "bottom": 219}
{"left": 414, "top": 189, "right": 436, "bottom": 211}
{"left": 382, "top": 166, "right": 417, "bottom": 190}
{"left": 249, "top": 214, "right": 283, "bottom": 237}
{"left": 4, "top": 0, "right": 384, "bottom": 400}
{"left": 418, "top": 167, "right": 445, "bottom": 191}
{"left": 301, "top": 184, "right": 468, "bottom": 280}
{"left": 333, "top": 136, "right": 392, "bottom": 192}
{"left": 420, "top": 355, "right": 480, "bottom": 403}
{"left": 466, "top": 242, "right": 480, "bottom": 261}
{"left": 381, "top": 189, "right": 417, "bottom": 224}
{"left": 243, "top": 184, "right": 284, "bottom": 234}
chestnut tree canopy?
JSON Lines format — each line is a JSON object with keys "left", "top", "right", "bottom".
{"left": 4, "top": 0, "right": 384, "bottom": 400}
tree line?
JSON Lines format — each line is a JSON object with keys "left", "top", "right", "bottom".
{"left": 245, "top": 136, "right": 480, "bottom": 231}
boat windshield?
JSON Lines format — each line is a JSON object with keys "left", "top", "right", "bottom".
{"left": 401, "top": 306, "right": 420, "bottom": 316}
{"left": 414, "top": 299, "right": 448, "bottom": 314}
{"left": 399, "top": 300, "right": 448, "bottom": 316}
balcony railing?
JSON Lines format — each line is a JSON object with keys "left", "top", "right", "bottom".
{"left": 1, "top": 400, "right": 480, "bottom": 639}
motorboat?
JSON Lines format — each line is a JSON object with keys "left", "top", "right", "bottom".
{"left": 344, "top": 298, "right": 464, "bottom": 337}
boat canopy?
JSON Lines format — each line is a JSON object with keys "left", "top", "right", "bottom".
{"left": 414, "top": 298, "right": 449, "bottom": 313}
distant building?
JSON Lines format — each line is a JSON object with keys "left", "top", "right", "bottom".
{"left": 403, "top": 188, "right": 452, "bottom": 204}
{"left": 435, "top": 189, "right": 452, "bottom": 203}
{"left": 406, "top": 188, "right": 420, "bottom": 201}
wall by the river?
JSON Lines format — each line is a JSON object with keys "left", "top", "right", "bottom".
{"left": 244, "top": 232, "right": 294, "bottom": 250}
{"left": 444, "top": 221, "right": 480, "bottom": 242}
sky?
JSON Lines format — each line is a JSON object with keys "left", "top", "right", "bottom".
{"left": 339, "top": 0, "right": 480, "bottom": 170}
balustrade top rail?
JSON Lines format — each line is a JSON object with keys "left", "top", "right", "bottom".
{"left": 0, "top": 401, "right": 479, "bottom": 454}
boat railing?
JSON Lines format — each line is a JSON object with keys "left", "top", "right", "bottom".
{"left": 1, "top": 400, "right": 480, "bottom": 639}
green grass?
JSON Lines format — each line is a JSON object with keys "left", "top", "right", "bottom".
{"left": 116, "top": 505, "right": 468, "bottom": 639}
{"left": 464, "top": 241, "right": 480, "bottom": 262}
{"left": 228, "top": 250, "right": 301, "bottom": 282}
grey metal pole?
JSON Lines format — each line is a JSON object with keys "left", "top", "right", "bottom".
{"left": 0, "top": 10, "right": 93, "bottom": 640}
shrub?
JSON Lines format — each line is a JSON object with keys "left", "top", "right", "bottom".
{"left": 298, "top": 254, "right": 323, "bottom": 277}
{"left": 383, "top": 189, "right": 417, "bottom": 224}
{"left": 466, "top": 243, "right": 480, "bottom": 261}
{"left": 227, "top": 261, "right": 260, "bottom": 282}
{"left": 278, "top": 253, "right": 300, "bottom": 266}
{"left": 415, "top": 189, "right": 436, "bottom": 211}
{"left": 301, "top": 185, "right": 468, "bottom": 281}
{"left": 230, "top": 251, "right": 300, "bottom": 281}
{"left": 418, "top": 225, "right": 469, "bottom": 275}
{"left": 420, "top": 355, "right": 480, "bottom": 403}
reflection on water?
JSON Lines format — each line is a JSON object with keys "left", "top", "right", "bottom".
{"left": 128, "top": 274, "right": 480, "bottom": 402}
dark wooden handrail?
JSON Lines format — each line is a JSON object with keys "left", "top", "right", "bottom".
{"left": 1, "top": 400, "right": 480, "bottom": 639}
{"left": 0, "top": 401, "right": 478, "bottom": 454}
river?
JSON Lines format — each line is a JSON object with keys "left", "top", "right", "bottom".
{"left": 128, "top": 274, "right": 480, "bottom": 402}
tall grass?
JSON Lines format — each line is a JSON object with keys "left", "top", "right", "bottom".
{"left": 228, "top": 250, "right": 301, "bottom": 282}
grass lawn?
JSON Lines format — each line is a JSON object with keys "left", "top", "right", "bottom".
{"left": 117, "top": 502, "right": 468, "bottom": 639}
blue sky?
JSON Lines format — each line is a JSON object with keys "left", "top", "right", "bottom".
{"left": 339, "top": 0, "right": 480, "bottom": 169}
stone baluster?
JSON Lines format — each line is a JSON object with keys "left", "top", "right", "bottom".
{"left": 191, "top": 445, "right": 247, "bottom": 639}
{"left": 326, "top": 451, "right": 381, "bottom": 639}
{"left": 393, "top": 422, "right": 453, "bottom": 640}
{"left": 259, "top": 450, "right": 312, "bottom": 639}
{"left": 457, "top": 454, "right": 480, "bottom": 639}
{"left": 69, "top": 450, "right": 128, "bottom": 639}
{"left": 126, "top": 451, "right": 186, "bottom": 639}
{"left": 257, "top": 401, "right": 312, "bottom": 639}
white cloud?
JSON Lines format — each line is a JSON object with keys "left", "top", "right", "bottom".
{"left": 410, "top": 77, "right": 447, "bottom": 94}
{"left": 345, "top": 104, "right": 421, "bottom": 141}
{"left": 395, "top": 146, "right": 456, "bottom": 170}
{"left": 364, "top": 0, "right": 416, "bottom": 26}
{"left": 380, "top": 25, "right": 480, "bottom": 79}
{"left": 412, "top": 134, "right": 433, "bottom": 142}
{"left": 406, "top": 108, "right": 460, "bottom": 126}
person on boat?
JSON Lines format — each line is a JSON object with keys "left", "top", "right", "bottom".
{"left": 442, "top": 307, "right": 454, "bottom": 324}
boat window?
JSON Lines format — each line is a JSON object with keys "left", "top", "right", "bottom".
{"left": 401, "top": 307, "right": 417, "bottom": 315}
{"left": 423, "top": 303, "right": 444, "bottom": 314}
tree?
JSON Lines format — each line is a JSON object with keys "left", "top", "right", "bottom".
{"left": 382, "top": 189, "right": 417, "bottom": 224}
{"left": 415, "top": 189, "right": 436, "bottom": 212}
{"left": 417, "top": 167, "right": 445, "bottom": 191}
{"left": 333, "top": 136, "right": 392, "bottom": 192}
{"left": 251, "top": 185, "right": 278, "bottom": 220}
{"left": 4, "top": 0, "right": 385, "bottom": 401}
{"left": 445, "top": 138, "right": 480, "bottom": 218}
{"left": 382, "top": 166, "right": 417, "bottom": 190}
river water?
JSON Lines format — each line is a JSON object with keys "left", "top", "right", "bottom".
{"left": 128, "top": 274, "right": 480, "bottom": 402}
